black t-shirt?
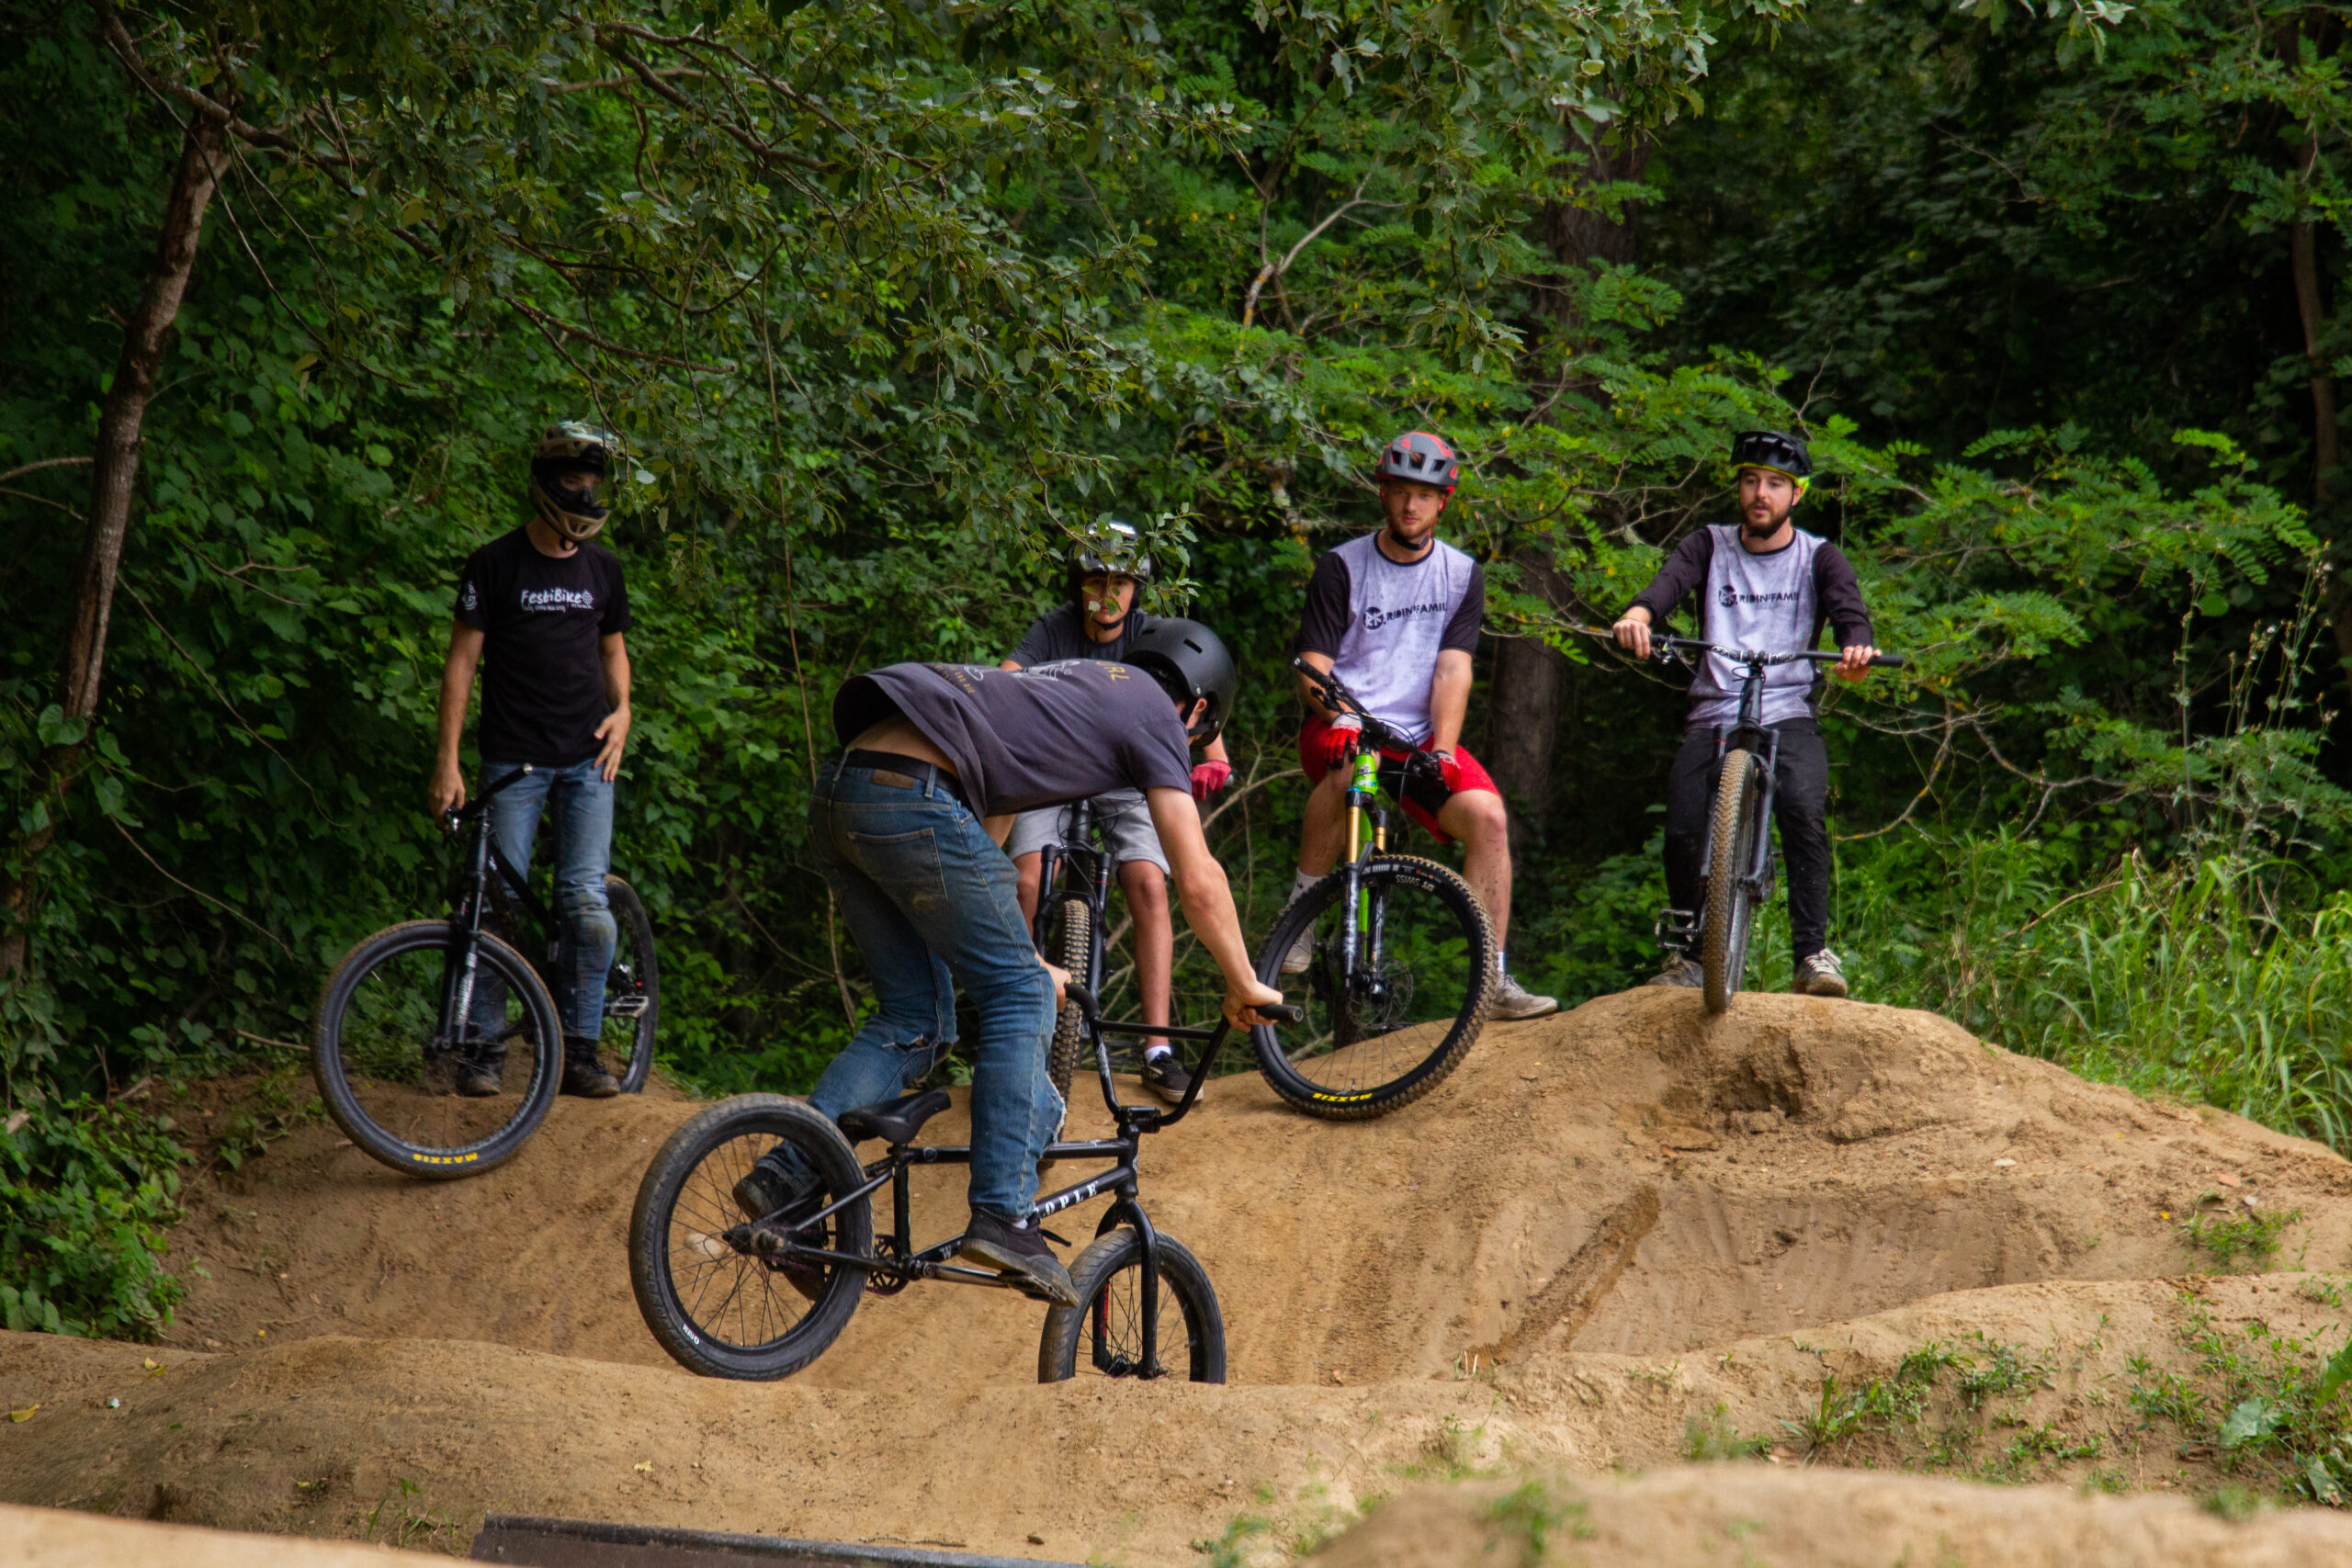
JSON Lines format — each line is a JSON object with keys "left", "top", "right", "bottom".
{"left": 1007, "top": 604, "right": 1158, "bottom": 667}
{"left": 454, "top": 528, "right": 632, "bottom": 766}
{"left": 832, "top": 660, "right": 1193, "bottom": 817}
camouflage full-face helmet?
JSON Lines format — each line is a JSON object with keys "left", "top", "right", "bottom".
{"left": 529, "top": 422, "right": 616, "bottom": 542}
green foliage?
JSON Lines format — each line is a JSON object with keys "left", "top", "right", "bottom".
{"left": 2180, "top": 1205, "right": 2304, "bottom": 1273}
{"left": 0, "top": 1097, "right": 188, "bottom": 1338}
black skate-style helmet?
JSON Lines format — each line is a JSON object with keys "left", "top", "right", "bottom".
{"left": 1125, "top": 618, "right": 1238, "bottom": 747}
{"left": 1374, "top": 430, "right": 1459, "bottom": 492}
{"left": 530, "top": 421, "right": 617, "bottom": 542}
{"left": 1729, "top": 429, "right": 1812, "bottom": 484}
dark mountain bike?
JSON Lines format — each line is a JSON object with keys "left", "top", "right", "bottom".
{"left": 1587, "top": 627, "right": 1902, "bottom": 1012}
{"left": 1031, "top": 795, "right": 1124, "bottom": 1101}
{"left": 1247, "top": 658, "right": 1496, "bottom": 1119}
{"left": 628, "top": 985, "right": 1303, "bottom": 1382}
{"left": 311, "top": 764, "right": 659, "bottom": 1177}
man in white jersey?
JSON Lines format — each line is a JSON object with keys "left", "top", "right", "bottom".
{"left": 1282, "top": 431, "right": 1558, "bottom": 1021}
{"left": 1611, "top": 430, "right": 1881, "bottom": 997}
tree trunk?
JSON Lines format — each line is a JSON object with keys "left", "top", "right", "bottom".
{"left": 0, "top": 115, "right": 226, "bottom": 980}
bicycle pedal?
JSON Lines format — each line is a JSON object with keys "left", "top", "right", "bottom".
{"left": 607, "top": 995, "right": 650, "bottom": 1018}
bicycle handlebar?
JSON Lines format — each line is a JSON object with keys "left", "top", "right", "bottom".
{"left": 1062, "top": 983, "right": 1302, "bottom": 1131}
{"left": 1567, "top": 625, "right": 1905, "bottom": 671}
{"left": 1289, "top": 656, "right": 1416, "bottom": 751}
{"left": 441, "top": 762, "right": 537, "bottom": 833}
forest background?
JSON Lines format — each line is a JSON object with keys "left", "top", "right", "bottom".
{"left": 10, "top": 0, "right": 2352, "bottom": 1337}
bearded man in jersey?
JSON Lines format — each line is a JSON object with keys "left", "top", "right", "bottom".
{"left": 1611, "top": 430, "right": 1881, "bottom": 998}
{"left": 1283, "top": 431, "right": 1558, "bottom": 1022}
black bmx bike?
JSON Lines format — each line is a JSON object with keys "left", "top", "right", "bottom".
{"left": 1247, "top": 658, "right": 1496, "bottom": 1119}
{"left": 628, "top": 986, "right": 1304, "bottom": 1382}
{"left": 1593, "top": 628, "right": 1902, "bottom": 1012}
{"left": 310, "top": 764, "right": 659, "bottom": 1177}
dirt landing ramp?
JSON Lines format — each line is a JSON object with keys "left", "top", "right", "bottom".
{"left": 0, "top": 1500, "right": 444, "bottom": 1565}
{"left": 155, "top": 989, "right": 2352, "bottom": 1392}
{"left": 1310, "top": 1470, "right": 2352, "bottom": 1567}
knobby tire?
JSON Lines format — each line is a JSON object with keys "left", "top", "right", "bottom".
{"left": 1702, "top": 750, "right": 1762, "bottom": 1014}
{"left": 605, "top": 875, "right": 661, "bottom": 1093}
{"left": 311, "top": 919, "right": 563, "bottom": 1179}
{"left": 1046, "top": 895, "right": 1091, "bottom": 1103}
{"left": 1037, "top": 1229, "right": 1226, "bottom": 1383}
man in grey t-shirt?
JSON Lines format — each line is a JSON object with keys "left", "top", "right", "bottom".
{"left": 1612, "top": 430, "right": 1882, "bottom": 998}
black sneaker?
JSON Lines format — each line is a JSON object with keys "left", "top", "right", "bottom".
{"left": 453, "top": 1055, "right": 503, "bottom": 1098}
{"left": 733, "top": 1163, "right": 807, "bottom": 1222}
{"left": 1140, "top": 1052, "right": 1193, "bottom": 1104}
{"left": 735, "top": 1165, "right": 827, "bottom": 1303}
{"left": 959, "top": 1210, "right": 1080, "bottom": 1307}
{"left": 560, "top": 1040, "right": 621, "bottom": 1098}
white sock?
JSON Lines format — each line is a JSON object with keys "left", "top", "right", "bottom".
{"left": 1292, "top": 870, "right": 1319, "bottom": 899}
{"left": 1144, "top": 1043, "right": 1171, "bottom": 1061}
{"left": 1497, "top": 949, "right": 1508, "bottom": 976}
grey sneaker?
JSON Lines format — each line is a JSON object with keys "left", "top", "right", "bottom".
{"left": 1489, "top": 971, "right": 1559, "bottom": 1021}
{"left": 1792, "top": 949, "right": 1849, "bottom": 998}
{"left": 1645, "top": 953, "right": 1703, "bottom": 989}
{"left": 1277, "top": 908, "right": 1317, "bottom": 975}
{"left": 958, "top": 1210, "right": 1080, "bottom": 1307}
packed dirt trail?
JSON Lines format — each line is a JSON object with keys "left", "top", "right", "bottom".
{"left": 8, "top": 987, "right": 2352, "bottom": 1562}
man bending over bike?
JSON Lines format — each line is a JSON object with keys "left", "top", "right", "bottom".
{"left": 1611, "top": 430, "right": 1879, "bottom": 998}
{"left": 427, "top": 422, "right": 632, "bottom": 1099}
{"left": 999, "top": 522, "right": 1233, "bottom": 1105}
{"left": 737, "top": 622, "right": 1283, "bottom": 1306}
{"left": 1283, "top": 431, "right": 1557, "bottom": 1021}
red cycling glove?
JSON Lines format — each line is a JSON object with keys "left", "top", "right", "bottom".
{"left": 1190, "top": 760, "right": 1231, "bottom": 801}
{"left": 1315, "top": 717, "right": 1364, "bottom": 771}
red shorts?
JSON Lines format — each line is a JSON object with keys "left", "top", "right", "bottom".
{"left": 1298, "top": 716, "right": 1498, "bottom": 844}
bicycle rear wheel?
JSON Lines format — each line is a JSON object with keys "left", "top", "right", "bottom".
{"left": 1702, "top": 749, "right": 1764, "bottom": 1014}
{"left": 311, "top": 919, "right": 563, "bottom": 1178}
{"left": 1042, "top": 893, "right": 1091, "bottom": 1102}
{"left": 1037, "top": 1228, "right": 1225, "bottom": 1383}
{"left": 1250, "top": 855, "right": 1495, "bottom": 1119}
{"left": 628, "top": 1094, "right": 871, "bottom": 1381}
{"left": 602, "top": 875, "right": 660, "bottom": 1092}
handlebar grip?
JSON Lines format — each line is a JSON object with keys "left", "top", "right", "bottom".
{"left": 1259, "top": 1003, "right": 1306, "bottom": 1025}
{"left": 1871, "top": 654, "right": 1905, "bottom": 669}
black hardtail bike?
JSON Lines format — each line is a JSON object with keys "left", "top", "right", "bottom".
{"left": 628, "top": 987, "right": 1302, "bottom": 1383}
{"left": 1596, "top": 629, "right": 1902, "bottom": 1013}
{"left": 1030, "top": 794, "right": 1128, "bottom": 1101}
{"left": 311, "top": 764, "right": 659, "bottom": 1177}
{"left": 1247, "top": 659, "right": 1497, "bottom": 1119}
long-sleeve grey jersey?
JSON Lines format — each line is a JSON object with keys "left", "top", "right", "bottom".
{"left": 1626, "top": 525, "right": 1873, "bottom": 728}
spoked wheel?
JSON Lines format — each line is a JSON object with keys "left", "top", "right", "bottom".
{"left": 602, "top": 875, "right": 660, "bottom": 1093}
{"left": 311, "top": 919, "right": 564, "bottom": 1178}
{"left": 1250, "top": 856, "right": 1495, "bottom": 1120}
{"left": 1702, "top": 749, "right": 1766, "bottom": 1014}
{"left": 628, "top": 1094, "right": 872, "bottom": 1381}
{"left": 1037, "top": 1228, "right": 1225, "bottom": 1383}
{"left": 1043, "top": 893, "right": 1091, "bottom": 1103}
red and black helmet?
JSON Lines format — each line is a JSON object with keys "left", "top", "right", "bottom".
{"left": 1375, "top": 430, "right": 1459, "bottom": 492}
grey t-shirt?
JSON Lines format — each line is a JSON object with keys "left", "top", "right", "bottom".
{"left": 833, "top": 660, "right": 1193, "bottom": 816}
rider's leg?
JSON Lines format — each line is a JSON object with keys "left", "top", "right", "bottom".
{"left": 1653, "top": 730, "right": 1716, "bottom": 981}
{"left": 547, "top": 759, "right": 618, "bottom": 1038}
{"left": 1295, "top": 766, "right": 1350, "bottom": 879}
{"left": 1117, "top": 859, "right": 1173, "bottom": 1054}
{"left": 466, "top": 762, "right": 552, "bottom": 1058}
{"left": 1770, "top": 722, "right": 1833, "bottom": 964}
{"left": 1005, "top": 807, "right": 1061, "bottom": 924}
{"left": 1433, "top": 787, "right": 1511, "bottom": 949}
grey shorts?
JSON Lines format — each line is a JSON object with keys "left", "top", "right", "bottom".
{"left": 1004, "top": 787, "right": 1170, "bottom": 876}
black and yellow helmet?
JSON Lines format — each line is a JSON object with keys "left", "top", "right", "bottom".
{"left": 1729, "top": 429, "right": 1811, "bottom": 483}
{"left": 529, "top": 422, "right": 616, "bottom": 542}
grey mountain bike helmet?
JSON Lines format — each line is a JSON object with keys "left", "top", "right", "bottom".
{"left": 1374, "top": 430, "right": 1459, "bottom": 492}
{"left": 530, "top": 421, "right": 617, "bottom": 542}
{"left": 1125, "top": 617, "right": 1238, "bottom": 747}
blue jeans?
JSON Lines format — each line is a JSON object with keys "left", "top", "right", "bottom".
{"left": 467, "top": 759, "right": 616, "bottom": 1045}
{"left": 758, "top": 757, "right": 1062, "bottom": 1222}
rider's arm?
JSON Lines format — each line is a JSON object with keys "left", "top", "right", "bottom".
{"left": 1613, "top": 529, "right": 1714, "bottom": 658}
{"left": 1295, "top": 649, "right": 1340, "bottom": 719}
{"left": 1426, "top": 649, "right": 1473, "bottom": 757}
{"left": 1145, "top": 787, "right": 1284, "bottom": 1027}
{"left": 1293, "top": 552, "right": 1352, "bottom": 718}
{"left": 1813, "top": 544, "right": 1879, "bottom": 682}
{"left": 429, "top": 621, "right": 486, "bottom": 816}
{"left": 594, "top": 632, "right": 632, "bottom": 781}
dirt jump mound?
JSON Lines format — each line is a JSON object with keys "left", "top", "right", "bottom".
{"left": 6, "top": 988, "right": 2352, "bottom": 1562}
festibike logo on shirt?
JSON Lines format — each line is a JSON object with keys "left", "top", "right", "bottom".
{"left": 519, "top": 586, "right": 599, "bottom": 612}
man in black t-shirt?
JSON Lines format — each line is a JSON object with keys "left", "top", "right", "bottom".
{"left": 429, "top": 423, "right": 634, "bottom": 1099}
{"left": 997, "top": 523, "right": 1232, "bottom": 1103}
{"left": 737, "top": 626, "right": 1284, "bottom": 1308}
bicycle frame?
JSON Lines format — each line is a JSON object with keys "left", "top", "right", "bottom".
{"left": 1031, "top": 796, "right": 1111, "bottom": 1006}
{"left": 1691, "top": 653, "right": 1784, "bottom": 928}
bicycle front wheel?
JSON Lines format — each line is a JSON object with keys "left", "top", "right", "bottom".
{"left": 1042, "top": 893, "right": 1091, "bottom": 1103}
{"left": 1037, "top": 1228, "right": 1225, "bottom": 1383}
{"left": 1702, "top": 748, "right": 1764, "bottom": 1014}
{"left": 603, "top": 875, "right": 660, "bottom": 1092}
{"left": 628, "top": 1094, "right": 871, "bottom": 1381}
{"left": 1250, "top": 855, "right": 1495, "bottom": 1119}
{"left": 311, "top": 919, "right": 564, "bottom": 1178}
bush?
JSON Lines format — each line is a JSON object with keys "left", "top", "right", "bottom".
{"left": 0, "top": 1096, "right": 189, "bottom": 1338}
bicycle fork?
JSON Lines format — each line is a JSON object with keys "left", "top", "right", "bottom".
{"left": 1338, "top": 750, "right": 1386, "bottom": 987}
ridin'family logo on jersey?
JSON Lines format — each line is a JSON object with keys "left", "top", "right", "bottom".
{"left": 519, "top": 586, "right": 598, "bottom": 612}
{"left": 1718, "top": 583, "right": 1801, "bottom": 609}
{"left": 1362, "top": 600, "right": 1453, "bottom": 631}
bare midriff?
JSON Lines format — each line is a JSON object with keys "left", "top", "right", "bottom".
{"left": 848, "top": 716, "right": 957, "bottom": 776}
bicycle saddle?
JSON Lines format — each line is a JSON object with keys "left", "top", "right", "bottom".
{"left": 837, "top": 1089, "right": 952, "bottom": 1145}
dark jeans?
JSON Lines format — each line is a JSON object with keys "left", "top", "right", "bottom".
{"left": 467, "top": 759, "right": 616, "bottom": 1053}
{"left": 1663, "top": 719, "right": 1831, "bottom": 963}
